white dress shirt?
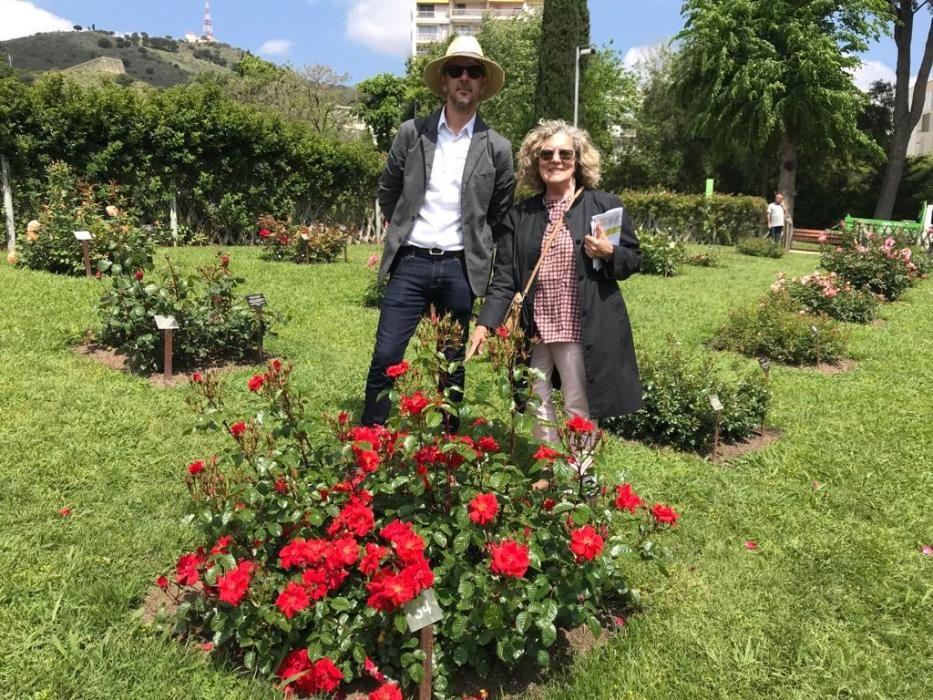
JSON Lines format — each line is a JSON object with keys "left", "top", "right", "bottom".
{"left": 406, "top": 109, "right": 476, "bottom": 251}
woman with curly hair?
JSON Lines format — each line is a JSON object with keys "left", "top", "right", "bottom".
{"left": 468, "top": 120, "right": 642, "bottom": 490}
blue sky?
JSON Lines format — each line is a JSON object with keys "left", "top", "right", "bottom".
{"left": 0, "top": 0, "right": 923, "bottom": 88}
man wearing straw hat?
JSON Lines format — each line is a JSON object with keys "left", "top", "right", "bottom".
{"left": 361, "top": 36, "right": 516, "bottom": 428}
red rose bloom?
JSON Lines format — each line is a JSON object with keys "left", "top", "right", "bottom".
{"left": 276, "top": 581, "right": 310, "bottom": 619}
{"left": 134, "top": 269, "right": 144, "bottom": 281}
{"left": 477, "top": 436, "right": 500, "bottom": 453}
{"left": 229, "top": 421, "right": 247, "bottom": 438}
{"left": 216, "top": 560, "right": 254, "bottom": 606}
{"left": 370, "top": 682, "right": 404, "bottom": 700}
{"left": 496, "top": 325, "right": 509, "bottom": 338}
{"left": 187, "top": 460, "right": 205, "bottom": 475}
{"left": 565, "top": 415, "right": 595, "bottom": 433}
{"left": 364, "top": 656, "right": 386, "bottom": 682}
{"left": 247, "top": 373, "right": 266, "bottom": 392}
{"left": 270, "top": 358, "right": 282, "bottom": 372}
{"left": 614, "top": 483, "right": 642, "bottom": 513}
{"left": 366, "top": 569, "right": 417, "bottom": 611}
{"left": 156, "top": 575, "right": 169, "bottom": 589}
{"left": 210, "top": 535, "right": 232, "bottom": 555}
{"left": 532, "top": 445, "right": 562, "bottom": 461}
{"left": 358, "top": 543, "right": 388, "bottom": 577}
{"left": 386, "top": 360, "right": 410, "bottom": 378}
{"left": 274, "top": 477, "right": 289, "bottom": 494}
{"left": 542, "top": 498, "right": 556, "bottom": 511}
{"left": 311, "top": 657, "right": 344, "bottom": 694}
{"left": 328, "top": 500, "right": 375, "bottom": 537}
{"left": 472, "top": 417, "right": 489, "bottom": 427}
{"left": 329, "top": 536, "right": 360, "bottom": 567}
{"left": 570, "top": 526, "right": 604, "bottom": 561}
{"left": 191, "top": 371, "right": 203, "bottom": 384}
{"left": 392, "top": 531, "right": 426, "bottom": 564}
{"left": 400, "top": 391, "right": 430, "bottom": 417}
{"left": 175, "top": 551, "right": 205, "bottom": 586}
{"left": 468, "top": 493, "right": 499, "bottom": 526}
{"left": 278, "top": 648, "right": 314, "bottom": 695}
{"left": 651, "top": 503, "right": 680, "bottom": 525}
{"left": 258, "top": 228, "right": 271, "bottom": 238}
{"left": 353, "top": 446, "right": 381, "bottom": 473}
{"left": 301, "top": 567, "right": 331, "bottom": 600}
{"left": 489, "top": 539, "right": 530, "bottom": 578}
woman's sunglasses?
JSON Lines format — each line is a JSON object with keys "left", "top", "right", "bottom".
{"left": 444, "top": 63, "right": 485, "bottom": 79}
{"left": 538, "top": 149, "right": 576, "bottom": 162}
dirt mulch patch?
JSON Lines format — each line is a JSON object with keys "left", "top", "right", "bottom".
{"left": 139, "top": 581, "right": 628, "bottom": 699}
{"left": 75, "top": 343, "right": 259, "bottom": 387}
{"left": 709, "top": 427, "right": 782, "bottom": 463}
{"left": 806, "top": 358, "right": 858, "bottom": 376}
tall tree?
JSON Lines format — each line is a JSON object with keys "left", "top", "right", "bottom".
{"left": 534, "top": 0, "right": 590, "bottom": 122}
{"left": 675, "top": 0, "right": 888, "bottom": 222}
{"left": 874, "top": 1, "right": 933, "bottom": 218}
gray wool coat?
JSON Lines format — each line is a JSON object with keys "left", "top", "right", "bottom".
{"left": 476, "top": 189, "right": 644, "bottom": 419}
{"left": 376, "top": 108, "right": 516, "bottom": 297}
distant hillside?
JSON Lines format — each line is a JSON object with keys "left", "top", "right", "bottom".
{"left": 0, "top": 30, "right": 246, "bottom": 88}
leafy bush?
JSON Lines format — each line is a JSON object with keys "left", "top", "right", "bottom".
{"left": 712, "top": 293, "right": 847, "bottom": 365}
{"left": 685, "top": 248, "right": 721, "bottom": 267}
{"left": 735, "top": 237, "right": 784, "bottom": 258}
{"left": 770, "top": 271, "right": 879, "bottom": 324}
{"left": 256, "top": 215, "right": 350, "bottom": 264}
{"left": 162, "top": 319, "right": 679, "bottom": 697}
{"left": 820, "top": 233, "right": 926, "bottom": 301}
{"left": 17, "top": 162, "right": 154, "bottom": 276}
{"left": 97, "top": 253, "right": 270, "bottom": 373}
{"left": 637, "top": 231, "right": 686, "bottom": 276}
{"left": 605, "top": 338, "right": 770, "bottom": 452}
{"left": 622, "top": 190, "right": 764, "bottom": 244}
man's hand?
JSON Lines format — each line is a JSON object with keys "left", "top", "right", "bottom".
{"left": 466, "top": 325, "right": 489, "bottom": 361}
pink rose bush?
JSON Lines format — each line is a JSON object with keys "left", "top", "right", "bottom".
{"left": 820, "top": 230, "right": 928, "bottom": 301}
{"left": 770, "top": 271, "right": 879, "bottom": 324}
{"left": 163, "top": 318, "right": 679, "bottom": 697}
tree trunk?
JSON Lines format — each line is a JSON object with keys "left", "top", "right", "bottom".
{"left": 778, "top": 134, "right": 798, "bottom": 226}
{"left": 1, "top": 154, "right": 14, "bottom": 254}
{"left": 875, "top": 2, "right": 933, "bottom": 219}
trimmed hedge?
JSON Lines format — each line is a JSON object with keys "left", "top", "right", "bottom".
{"left": 621, "top": 190, "right": 765, "bottom": 244}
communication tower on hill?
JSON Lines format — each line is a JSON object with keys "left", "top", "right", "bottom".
{"left": 202, "top": 0, "right": 216, "bottom": 42}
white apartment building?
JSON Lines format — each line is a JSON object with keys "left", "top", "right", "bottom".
{"left": 907, "top": 82, "right": 933, "bottom": 157}
{"left": 411, "top": 0, "right": 543, "bottom": 57}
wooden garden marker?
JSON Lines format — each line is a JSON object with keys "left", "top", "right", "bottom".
{"left": 73, "top": 230, "right": 93, "bottom": 277}
{"left": 246, "top": 293, "right": 267, "bottom": 359}
{"left": 154, "top": 314, "right": 179, "bottom": 380}
{"left": 403, "top": 588, "right": 443, "bottom": 700}
{"left": 758, "top": 357, "right": 771, "bottom": 435}
{"left": 709, "top": 393, "right": 723, "bottom": 462}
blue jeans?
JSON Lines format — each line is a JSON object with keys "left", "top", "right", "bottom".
{"left": 361, "top": 249, "right": 474, "bottom": 427}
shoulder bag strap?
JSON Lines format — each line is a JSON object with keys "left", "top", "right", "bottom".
{"left": 518, "top": 188, "right": 584, "bottom": 298}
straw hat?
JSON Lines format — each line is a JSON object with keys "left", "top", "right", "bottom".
{"left": 423, "top": 36, "right": 505, "bottom": 101}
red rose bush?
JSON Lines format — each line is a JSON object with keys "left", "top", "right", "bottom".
{"left": 165, "top": 317, "right": 678, "bottom": 697}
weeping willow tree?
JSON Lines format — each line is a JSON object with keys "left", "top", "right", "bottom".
{"left": 674, "top": 0, "right": 889, "bottom": 222}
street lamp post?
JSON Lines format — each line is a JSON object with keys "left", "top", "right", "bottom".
{"left": 574, "top": 45, "right": 594, "bottom": 127}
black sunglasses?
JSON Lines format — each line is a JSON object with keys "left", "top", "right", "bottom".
{"left": 538, "top": 148, "right": 576, "bottom": 162}
{"left": 444, "top": 63, "right": 485, "bottom": 79}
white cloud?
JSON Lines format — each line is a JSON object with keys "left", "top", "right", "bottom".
{"left": 851, "top": 59, "right": 896, "bottom": 91}
{"left": 258, "top": 39, "right": 292, "bottom": 57}
{"left": 344, "top": 0, "right": 410, "bottom": 57}
{"left": 0, "top": 0, "right": 73, "bottom": 41}
{"left": 623, "top": 46, "right": 654, "bottom": 71}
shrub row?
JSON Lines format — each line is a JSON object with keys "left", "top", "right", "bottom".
{"left": 621, "top": 190, "right": 765, "bottom": 245}
{"left": 0, "top": 74, "right": 382, "bottom": 243}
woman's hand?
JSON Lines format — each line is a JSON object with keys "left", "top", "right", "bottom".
{"left": 584, "top": 221, "right": 614, "bottom": 260}
{"left": 466, "top": 325, "right": 490, "bottom": 361}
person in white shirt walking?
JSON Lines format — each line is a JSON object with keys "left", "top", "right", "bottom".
{"left": 767, "top": 193, "right": 786, "bottom": 243}
{"left": 361, "top": 37, "right": 515, "bottom": 428}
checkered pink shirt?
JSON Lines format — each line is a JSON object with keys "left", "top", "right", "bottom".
{"left": 534, "top": 198, "right": 583, "bottom": 343}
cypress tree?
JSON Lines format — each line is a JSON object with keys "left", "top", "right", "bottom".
{"left": 534, "top": 0, "right": 591, "bottom": 123}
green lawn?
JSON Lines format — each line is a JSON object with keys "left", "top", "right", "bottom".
{"left": 1, "top": 246, "right": 930, "bottom": 699}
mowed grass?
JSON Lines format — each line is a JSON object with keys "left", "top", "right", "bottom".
{"left": 0, "top": 246, "right": 930, "bottom": 699}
